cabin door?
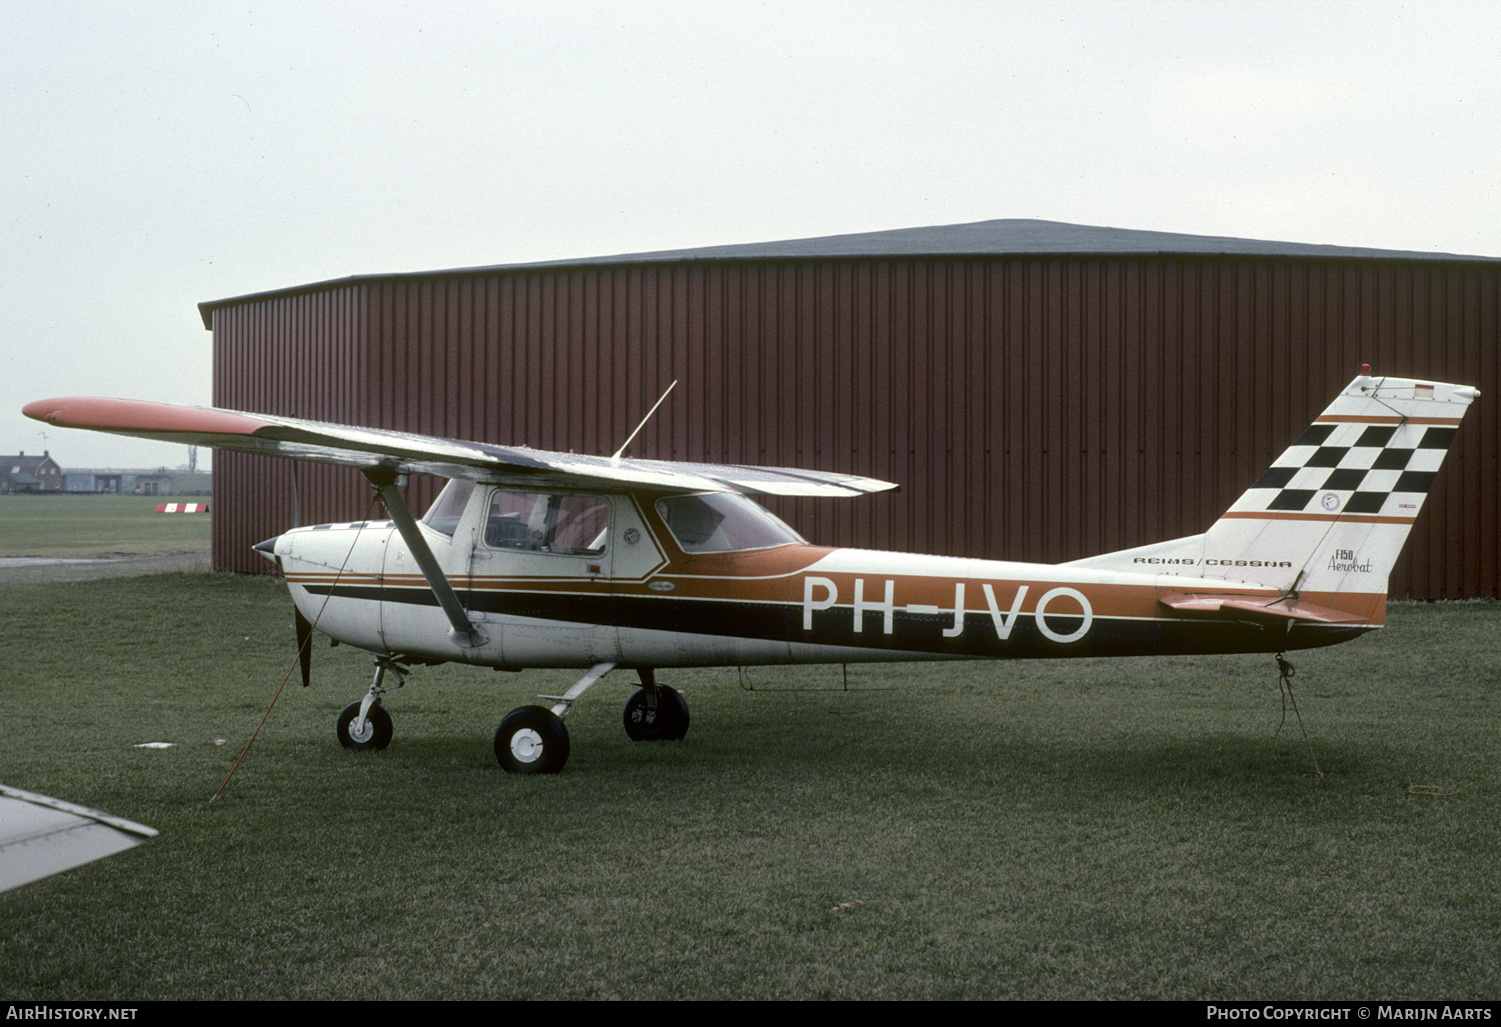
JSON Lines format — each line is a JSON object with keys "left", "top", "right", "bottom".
{"left": 467, "top": 487, "right": 618, "bottom": 665}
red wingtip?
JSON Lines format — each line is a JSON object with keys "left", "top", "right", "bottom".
{"left": 21, "top": 398, "right": 66, "bottom": 423}
{"left": 23, "top": 397, "right": 275, "bottom": 436}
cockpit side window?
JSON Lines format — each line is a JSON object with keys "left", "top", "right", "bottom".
{"left": 485, "top": 490, "right": 609, "bottom": 556}
{"left": 655, "top": 492, "right": 805, "bottom": 553}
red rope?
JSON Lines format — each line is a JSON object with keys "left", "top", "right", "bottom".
{"left": 211, "top": 494, "right": 383, "bottom": 801}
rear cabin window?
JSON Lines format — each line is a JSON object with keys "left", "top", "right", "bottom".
{"left": 655, "top": 493, "right": 805, "bottom": 553}
{"left": 485, "top": 490, "right": 609, "bottom": 556}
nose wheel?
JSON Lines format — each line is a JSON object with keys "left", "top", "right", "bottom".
{"left": 335, "top": 657, "right": 405, "bottom": 751}
{"left": 336, "top": 701, "right": 393, "bottom": 750}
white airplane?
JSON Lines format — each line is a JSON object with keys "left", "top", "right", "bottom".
{"left": 25, "top": 367, "right": 1477, "bottom": 774}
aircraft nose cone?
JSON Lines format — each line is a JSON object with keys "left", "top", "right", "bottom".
{"left": 253, "top": 536, "right": 282, "bottom": 564}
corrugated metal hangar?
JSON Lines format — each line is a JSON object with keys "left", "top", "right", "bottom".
{"left": 201, "top": 219, "right": 1499, "bottom": 597}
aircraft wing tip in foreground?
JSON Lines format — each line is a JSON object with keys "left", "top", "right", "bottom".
{"left": 0, "top": 785, "right": 157, "bottom": 894}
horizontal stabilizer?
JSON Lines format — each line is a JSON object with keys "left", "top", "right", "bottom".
{"left": 1158, "top": 591, "right": 1368, "bottom": 625}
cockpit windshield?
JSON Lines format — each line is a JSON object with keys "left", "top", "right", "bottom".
{"left": 655, "top": 492, "right": 806, "bottom": 553}
{"left": 422, "top": 478, "right": 475, "bottom": 536}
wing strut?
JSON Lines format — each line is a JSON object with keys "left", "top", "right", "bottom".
{"left": 364, "top": 468, "right": 485, "bottom": 649}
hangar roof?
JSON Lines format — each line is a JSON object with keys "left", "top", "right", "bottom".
{"left": 199, "top": 218, "right": 1501, "bottom": 328}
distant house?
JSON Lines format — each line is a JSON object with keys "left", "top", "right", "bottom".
{"left": 2, "top": 452, "right": 63, "bottom": 494}
{"left": 131, "top": 473, "right": 174, "bottom": 496}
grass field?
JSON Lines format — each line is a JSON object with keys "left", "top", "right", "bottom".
{"left": 0, "top": 552, "right": 1497, "bottom": 998}
{"left": 0, "top": 493, "right": 210, "bottom": 558}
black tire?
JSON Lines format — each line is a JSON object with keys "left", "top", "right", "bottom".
{"left": 336, "top": 701, "right": 393, "bottom": 750}
{"left": 622, "top": 685, "right": 690, "bottom": 742}
{"left": 494, "top": 705, "right": 570, "bottom": 774}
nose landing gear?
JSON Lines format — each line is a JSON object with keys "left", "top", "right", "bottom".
{"left": 335, "top": 657, "right": 406, "bottom": 751}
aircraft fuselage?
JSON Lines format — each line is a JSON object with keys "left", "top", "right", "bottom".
{"left": 266, "top": 486, "right": 1374, "bottom": 673}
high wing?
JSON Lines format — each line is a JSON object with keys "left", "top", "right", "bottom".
{"left": 0, "top": 785, "right": 157, "bottom": 893}
{"left": 22, "top": 397, "right": 898, "bottom": 498}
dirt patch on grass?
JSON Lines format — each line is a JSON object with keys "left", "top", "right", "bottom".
{"left": 0, "top": 550, "right": 213, "bottom": 584}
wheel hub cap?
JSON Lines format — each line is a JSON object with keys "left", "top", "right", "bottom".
{"left": 510, "top": 728, "right": 544, "bottom": 763}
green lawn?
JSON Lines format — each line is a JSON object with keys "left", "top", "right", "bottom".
{"left": 0, "top": 493, "right": 210, "bottom": 558}
{"left": 0, "top": 569, "right": 1496, "bottom": 1000}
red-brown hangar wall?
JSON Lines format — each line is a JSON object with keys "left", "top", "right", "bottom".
{"left": 205, "top": 234, "right": 1500, "bottom": 599}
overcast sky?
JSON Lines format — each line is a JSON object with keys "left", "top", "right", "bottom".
{"left": 5, "top": 0, "right": 1499, "bottom": 469}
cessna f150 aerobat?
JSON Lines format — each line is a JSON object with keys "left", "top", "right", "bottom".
{"left": 25, "top": 368, "right": 1477, "bottom": 774}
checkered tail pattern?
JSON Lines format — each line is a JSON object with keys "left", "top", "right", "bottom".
{"left": 1202, "top": 373, "right": 1478, "bottom": 595}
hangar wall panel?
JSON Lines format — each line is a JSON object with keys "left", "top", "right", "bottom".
{"left": 211, "top": 256, "right": 1499, "bottom": 599}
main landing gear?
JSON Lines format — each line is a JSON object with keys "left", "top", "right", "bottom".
{"left": 335, "top": 658, "right": 689, "bottom": 773}
{"left": 494, "top": 705, "right": 571, "bottom": 774}
{"left": 494, "top": 663, "right": 689, "bottom": 774}
{"left": 622, "top": 680, "right": 689, "bottom": 742}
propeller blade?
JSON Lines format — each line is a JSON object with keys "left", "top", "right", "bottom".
{"left": 295, "top": 608, "right": 313, "bottom": 688}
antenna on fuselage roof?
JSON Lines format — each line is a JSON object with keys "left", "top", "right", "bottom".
{"left": 611, "top": 380, "right": 678, "bottom": 460}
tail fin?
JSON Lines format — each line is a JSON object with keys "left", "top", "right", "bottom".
{"left": 1069, "top": 369, "right": 1479, "bottom": 603}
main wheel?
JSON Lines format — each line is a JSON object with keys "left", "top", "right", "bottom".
{"left": 495, "top": 705, "right": 570, "bottom": 774}
{"left": 623, "top": 685, "right": 690, "bottom": 741}
{"left": 336, "top": 701, "right": 393, "bottom": 750}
